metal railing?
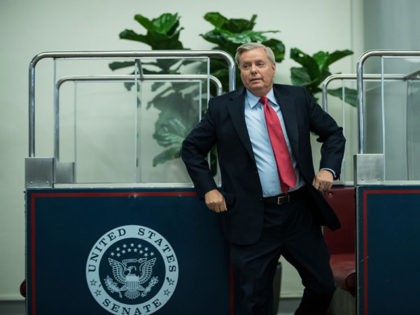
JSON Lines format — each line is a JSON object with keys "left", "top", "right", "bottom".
{"left": 54, "top": 74, "right": 223, "bottom": 161}
{"left": 322, "top": 50, "right": 420, "bottom": 184}
{"left": 28, "top": 50, "right": 236, "bottom": 157}
{"left": 356, "top": 50, "right": 420, "bottom": 153}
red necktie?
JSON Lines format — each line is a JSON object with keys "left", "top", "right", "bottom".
{"left": 260, "top": 96, "right": 297, "bottom": 193}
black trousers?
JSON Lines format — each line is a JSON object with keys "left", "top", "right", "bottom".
{"left": 230, "top": 195, "right": 335, "bottom": 315}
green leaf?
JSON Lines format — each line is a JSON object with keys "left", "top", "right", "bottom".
{"left": 224, "top": 29, "right": 269, "bottom": 43}
{"left": 290, "top": 48, "right": 320, "bottom": 79}
{"left": 203, "top": 12, "right": 229, "bottom": 28}
{"left": 312, "top": 51, "right": 329, "bottom": 71}
{"left": 324, "top": 49, "right": 353, "bottom": 67}
{"left": 134, "top": 13, "right": 180, "bottom": 35}
{"left": 133, "top": 14, "right": 153, "bottom": 30}
{"left": 203, "top": 12, "right": 257, "bottom": 33}
{"left": 290, "top": 67, "right": 313, "bottom": 86}
{"left": 153, "top": 115, "right": 188, "bottom": 146}
{"left": 327, "top": 87, "right": 358, "bottom": 107}
{"left": 108, "top": 61, "right": 135, "bottom": 71}
{"left": 120, "top": 13, "right": 186, "bottom": 50}
{"left": 262, "top": 38, "right": 285, "bottom": 63}
{"left": 153, "top": 13, "right": 181, "bottom": 34}
{"left": 222, "top": 15, "right": 257, "bottom": 33}
{"left": 152, "top": 146, "right": 181, "bottom": 166}
{"left": 119, "top": 29, "right": 148, "bottom": 43}
{"left": 313, "top": 50, "right": 353, "bottom": 72}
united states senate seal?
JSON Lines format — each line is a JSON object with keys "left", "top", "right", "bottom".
{"left": 86, "top": 225, "right": 179, "bottom": 314}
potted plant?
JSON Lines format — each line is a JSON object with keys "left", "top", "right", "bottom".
{"left": 290, "top": 47, "right": 357, "bottom": 106}
{"left": 109, "top": 13, "right": 201, "bottom": 167}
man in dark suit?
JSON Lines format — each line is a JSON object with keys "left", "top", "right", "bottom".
{"left": 181, "top": 42, "right": 345, "bottom": 315}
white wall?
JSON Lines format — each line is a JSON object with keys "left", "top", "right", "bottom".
{"left": 0, "top": 0, "right": 362, "bottom": 300}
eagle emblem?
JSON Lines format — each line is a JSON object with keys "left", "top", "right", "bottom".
{"left": 104, "top": 257, "right": 158, "bottom": 300}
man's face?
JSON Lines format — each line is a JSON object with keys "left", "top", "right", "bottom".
{"left": 238, "top": 47, "right": 276, "bottom": 97}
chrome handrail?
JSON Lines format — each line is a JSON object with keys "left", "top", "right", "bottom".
{"left": 28, "top": 50, "right": 236, "bottom": 157}
{"left": 321, "top": 73, "right": 412, "bottom": 112}
{"left": 54, "top": 74, "right": 223, "bottom": 160}
{"left": 356, "top": 50, "right": 420, "bottom": 153}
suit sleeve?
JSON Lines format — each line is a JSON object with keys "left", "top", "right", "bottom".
{"left": 305, "top": 89, "right": 346, "bottom": 178}
{"left": 181, "top": 101, "right": 218, "bottom": 197}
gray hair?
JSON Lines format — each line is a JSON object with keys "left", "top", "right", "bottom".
{"left": 235, "top": 42, "right": 276, "bottom": 65}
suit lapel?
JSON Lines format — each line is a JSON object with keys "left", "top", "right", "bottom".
{"left": 273, "top": 86, "right": 299, "bottom": 155}
{"left": 226, "top": 86, "right": 300, "bottom": 160}
{"left": 226, "top": 88, "right": 256, "bottom": 160}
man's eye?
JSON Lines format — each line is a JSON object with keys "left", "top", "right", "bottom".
{"left": 256, "top": 62, "right": 265, "bottom": 68}
{"left": 241, "top": 64, "right": 250, "bottom": 70}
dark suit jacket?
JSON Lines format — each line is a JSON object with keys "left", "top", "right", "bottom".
{"left": 181, "top": 84, "right": 346, "bottom": 245}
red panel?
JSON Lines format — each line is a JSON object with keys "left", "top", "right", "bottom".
{"left": 323, "top": 186, "right": 356, "bottom": 296}
{"left": 323, "top": 186, "right": 356, "bottom": 254}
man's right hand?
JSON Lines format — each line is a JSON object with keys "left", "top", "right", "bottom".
{"left": 204, "top": 189, "right": 227, "bottom": 213}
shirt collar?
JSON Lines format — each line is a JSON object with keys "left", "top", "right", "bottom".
{"left": 246, "top": 88, "right": 277, "bottom": 109}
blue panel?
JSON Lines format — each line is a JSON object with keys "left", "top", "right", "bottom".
{"left": 26, "top": 188, "right": 231, "bottom": 315}
{"left": 357, "top": 186, "right": 420, "bottom": 315}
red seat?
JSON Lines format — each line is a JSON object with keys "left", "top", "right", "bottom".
{"left": 329, "top": 253, "right": 356, "bottom": 295}
{"left": 324, "top": 186, "right": 356, "bottom": 296}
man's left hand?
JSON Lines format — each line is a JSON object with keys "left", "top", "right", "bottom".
{"left": 312, "top": 169, "right": 334, "bottom": 192}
